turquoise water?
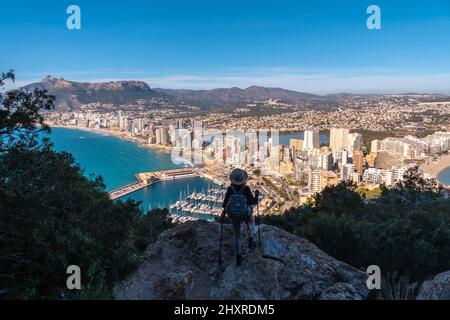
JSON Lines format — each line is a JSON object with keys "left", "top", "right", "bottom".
{"left": 48, "top": 130, "right": 329, "bottom": 190}
{"left": 47, "top": 128, "right": 219, "bottom": 212}
{"left": 438, "top": 167, "right": 450, "bottom": 185}
{"left": 125, "top": 177, "right": 218, "bottom": 212}
{"left": 49, "top": 127, "right": 183, "bottom": 190}
{"left": 46, "top": 128, "right": 330, "bottom": 211}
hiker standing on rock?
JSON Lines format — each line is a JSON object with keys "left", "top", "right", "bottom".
{"left": 221, "top": 168, "right": 260, "bottom": 266}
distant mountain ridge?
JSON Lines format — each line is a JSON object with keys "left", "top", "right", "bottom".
{"left": 19, "top": 76, "right": 321, "bottom": 110}
{"left": 18, "top": 76, "right": 449, "bottom": 111}
{"left": 154, "top": 86, "right": 319, "bottom": 106}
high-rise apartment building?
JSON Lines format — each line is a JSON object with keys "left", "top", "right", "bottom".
{"left": 290, "top": 139, "right": 303, "bottom": 153}
{"left": 155, "top": 127, "right": 169, "bottom": 146}
{"left": 353, "top": 151, "right": 364, "bottom": 173}
{"left": 341, "top": 164, "right": 355, "bottom": 181}
{"left": 308, "top": 170, "right": 322, "bottom": 193}
{"left": 318, "top": 151, "right": 333, "bottom": 171}
{"left": 330, "top": 128, "right": 350, "bottom": 151}
{"left": 304, "top": 130, "right": 320, "bottom": 151}
{"left": 348, "top": 133, "right": 364, "bottom": 155}
{"left": 374, "top": 150, "right": 403, "bottom": 169}
{"left": 371, "top": 139, "right": 381, "bottom": 153}
{"left": 280, "top": 161, "right": 294, "bottom": 176}
{"left": 366, "top": 152, "right": 376, "bottom": 167}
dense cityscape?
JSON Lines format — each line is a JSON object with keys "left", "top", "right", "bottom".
{"left": 45, "top": 96, "right": 450, "bottom": 216}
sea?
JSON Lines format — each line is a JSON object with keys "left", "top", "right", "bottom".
{"left": 438, "top": 168, "right": 450, "bottom": 186}
{"left": 46, "top": 127, "right": 331, "bottom": 212}
{"left": 48, "top": 127, "right": 217, "bottom": 211}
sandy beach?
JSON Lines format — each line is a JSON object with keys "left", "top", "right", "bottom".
{"left": 49, "top": 124, "right": 174, "bottom": 151}
{"left": 51, "top": 124, "right": 143, "bottom": 142}
{"left": 48, "top": 124, "right": 211, "bottom": 165}
{"left": 420, "top": 153, "right": 450, "bottom": 186}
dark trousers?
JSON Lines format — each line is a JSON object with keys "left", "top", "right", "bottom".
{"left": 231, "top": 216, "right": 254, "bottom": 257}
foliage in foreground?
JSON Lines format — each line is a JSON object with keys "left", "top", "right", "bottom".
{"left": 263, "top": 169, "right": 450, "bottom": 285}
{"left": 373, "top": 273, "right": 419, "bottom": 300}
{"left": 0, "top": 71, "right": 173, "bottom": 299}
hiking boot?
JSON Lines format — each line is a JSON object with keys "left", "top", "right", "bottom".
{"left": 236, "top": 254, "right": 243, "bottom": 267}
{"left": 248, "top": 238, "right": 256, "bottom": 249}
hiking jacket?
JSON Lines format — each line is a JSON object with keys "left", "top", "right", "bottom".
{"left": 222, "top": 184, "right": 258, "bottom": 209}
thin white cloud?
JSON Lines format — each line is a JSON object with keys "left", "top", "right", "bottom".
{"left": 2, "top": 80, "right": 33, "bottom": 90}
{"left": 5, "top": 67, "right": 450, "bottom": 94}
{"left": 140, "top": 72, "right": 450, "bottom": 94}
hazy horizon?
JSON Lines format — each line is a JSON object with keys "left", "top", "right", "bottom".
{"left": 6, "top": 72, "right": 450, "bottom": 96}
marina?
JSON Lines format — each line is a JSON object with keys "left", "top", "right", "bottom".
{"left": 107, "top": 165, "right": 227, "bottom": 220}
{"left": 169, "top": 188, "right": 226, "bottom": 219}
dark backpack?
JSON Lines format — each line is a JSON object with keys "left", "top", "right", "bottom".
{"left": 225, "top": 185, "right": 251, "bottom": 221}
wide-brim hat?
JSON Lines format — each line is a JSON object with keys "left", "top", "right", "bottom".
{"left": 230, "top": 168, "right": 248, "bottom": 185}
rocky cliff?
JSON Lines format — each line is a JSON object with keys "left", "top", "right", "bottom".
{"left": 114, "top": 220, "right": 369, "bottom": 300}
{"left": 20, "top": 76, "right": 160, "bottom": 110}
{"left": 417, "top": 270, "right": 450, "bottom": 300}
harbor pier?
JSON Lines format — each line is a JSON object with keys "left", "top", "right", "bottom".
{"left": 108, "top": 168, "right": 201, "bottom": 200}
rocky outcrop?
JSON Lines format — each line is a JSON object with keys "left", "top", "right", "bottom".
{"left": 113, "top": 220, "right": 369, "bottom": 300}
{"left": 417, "top": 271, "right": 450, "bottom": 300}
{"left": 20, "top": 76, "right": 159, "bottom": 110}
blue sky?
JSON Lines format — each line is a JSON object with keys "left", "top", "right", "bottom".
{"left": 1, "top": 0, "right": 450, "bottom": 93}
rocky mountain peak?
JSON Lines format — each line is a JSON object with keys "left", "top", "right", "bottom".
{"left": 41, "top": 75, "right": 73, "bottom": 89}
{"left": 20, "top": 77, "right": 158, "bottom": 110}
{"left": 114, "top": 220, "right": 369, "bottom": 300}
{"left": 43, "top": 75, "right": 58, "bottom": 83}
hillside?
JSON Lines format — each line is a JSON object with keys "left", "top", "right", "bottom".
{"left": 113, "top": 220, "right": 369, "bottom": 300}
{"left": 20, "top": 76, "right": 161, "bottom": 111}
{"left": 155, "top": 85, "right": 319, "bottom": 106}
{"left": 21, "top": 77, "right": 449, "bottom": 112}
{"left": 19, "top": 77, "right": 322, "bottom": 110}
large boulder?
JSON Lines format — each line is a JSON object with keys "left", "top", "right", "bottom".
{"left": 417, "top": 271, "right": 450, "bottom": 300}
{"left": 114, "top": 220, "right": 369, "bottom": 300}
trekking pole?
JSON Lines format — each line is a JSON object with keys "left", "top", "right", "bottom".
{"left": 218, "top": 214, "right": 224, "bottom": 266}
{"left": 257, "top": 192, "right": 262, "bottom": 246}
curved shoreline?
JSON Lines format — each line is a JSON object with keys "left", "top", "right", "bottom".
{"left": 50, "top": 125, "right": 450, "bottom": 186}
{"left": 420, "top": 153, "right": 450, "bottom": 186}
{"left": 49, "top": 125, "right": 174, "bottom": 152}
{"left": 437, "top": 166, "right": 450, "bottom": 186}
{"left": 49, "top": 125, "right": 205, "bottom": 168}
